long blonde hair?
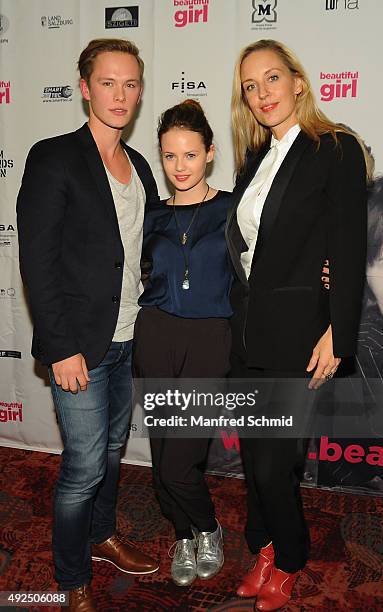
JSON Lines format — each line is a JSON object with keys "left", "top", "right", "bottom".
{"left": 231, "top": 39, "right": 373, "bottom": 181}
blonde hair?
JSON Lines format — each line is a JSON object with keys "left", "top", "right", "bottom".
{"left": 231, "top": 39, "right": 373, "bottom": 181}
{"left": 78, "top": 38, "right": 144, "bottom": 83}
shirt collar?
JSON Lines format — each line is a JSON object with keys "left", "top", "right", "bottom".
{"left": 270, "top": 123, "right": 300, "bottom": 150}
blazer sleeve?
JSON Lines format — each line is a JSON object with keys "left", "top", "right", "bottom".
{"left": 16, "top": 142, "right": 81, "bottom": 364}
{"left": 326, "top": 133, "right": 367, "bottom": 357}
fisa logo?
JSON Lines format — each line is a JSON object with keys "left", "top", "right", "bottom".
{"left": 173, "top": 0, "right": 209, "bottom": 28}
{"left": 320, "top": 71, "right": 359, "bottom": 102}
{"left": 42, "top": 85, "right": 73, "bottom": 102}
{"left": 251, "top": 0, "right": 277, "bottom": 30}
{"left": 0, "top": 80, "right": 10, "bottom": 104}
{"left": 171, "top": 71, "right": 207, "bottom": 96}
{"left": 0, "top": 222, "right": 15, "bottom": 247}
{"left": 105, "top": 6, "right": 139, "bottom": 28}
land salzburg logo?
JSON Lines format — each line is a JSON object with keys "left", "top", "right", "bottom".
{"left": 41, "top": 15, "right": 73, "bottom": 28}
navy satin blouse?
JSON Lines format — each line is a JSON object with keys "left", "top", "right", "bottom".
{"left": 139, "top": 190, "right": 233, "bottom": 318}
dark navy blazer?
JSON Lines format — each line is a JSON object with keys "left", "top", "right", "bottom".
{"left": 17, "top": 123, "right": 159, "bottom": 369}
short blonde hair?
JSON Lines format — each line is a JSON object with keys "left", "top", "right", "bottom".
{"left": 78, "top": 38, "right": 144, "bottom": 83}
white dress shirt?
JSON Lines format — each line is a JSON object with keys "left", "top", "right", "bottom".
{"left": 238, "top": 123, "right": 301, "bottom": 278}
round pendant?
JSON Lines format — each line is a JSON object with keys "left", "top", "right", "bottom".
{"left": 182, "top": 278, "right": 190, "bottom": 290}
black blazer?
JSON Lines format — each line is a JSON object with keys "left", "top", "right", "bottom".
{"left": 226, "top": 131, "right": 367, "bottom": 370}
{"left": 17, "top": 123, "right": 159, "bottom": 369}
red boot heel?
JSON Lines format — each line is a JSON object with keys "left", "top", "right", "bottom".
{"left": 236, "top": 542, "right": 274, "bottom": 597}
{"left": 256, "top": 566, "right": 300, "bottom": 611}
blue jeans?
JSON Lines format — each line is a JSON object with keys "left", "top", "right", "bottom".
{"left": 48, "top": 341, "right": 133, "bottom": 590}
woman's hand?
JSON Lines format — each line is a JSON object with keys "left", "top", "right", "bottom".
{"left": 306, "top": 325, "right": 341, "bottom": 389}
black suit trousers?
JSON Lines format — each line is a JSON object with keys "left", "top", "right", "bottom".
{"left": 232, "top": 356, "right": 311, "bottom": 572}
{"left": 134, "top": 306, "right": 231, "bottom": 539}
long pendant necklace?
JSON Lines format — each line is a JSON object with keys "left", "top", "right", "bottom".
{"left": 172, "top": 184, "right": 210, "bottom": 290}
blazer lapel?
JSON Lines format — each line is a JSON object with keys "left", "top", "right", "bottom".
{"left": 75, "top": 123, "right": 121, "bottom": 236}
{"left": 226, "top": 145, "right": 269, "bottom": 285}
{"left": 251, "top": 131, "right": 312, "bottom": 270}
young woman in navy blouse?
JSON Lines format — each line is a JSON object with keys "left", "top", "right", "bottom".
{"left": 134, "top": 100, "right": 232, "bottom": 586}
{"left": 226, "top": 40, "right": 372, "bottom": 610}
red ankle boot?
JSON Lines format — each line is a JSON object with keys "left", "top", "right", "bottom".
{"left": 256, "top": 566, "right": 300, "bottom": 611}
{"left": 237, "top": 542, "right": 274, "bottom": 597}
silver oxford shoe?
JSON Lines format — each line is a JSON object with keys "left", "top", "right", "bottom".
{"left": 169, "top": 538, "right": 197, "bottom": 586}
{"left": 196, "top": 520, "right": 224, "bottom": 579}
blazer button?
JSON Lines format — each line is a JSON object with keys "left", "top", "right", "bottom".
{"left": 112, "top": 295, "right": 120, "bottom": 303}
{"left": 114, "top": 262, "right": 122, "bottom": 269}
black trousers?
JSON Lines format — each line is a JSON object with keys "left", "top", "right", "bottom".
{"left": 134, "top": 306, "right": 231, "bottom": 539}
{"left": 232, "top": 356, "right": 311, "bottom": 573}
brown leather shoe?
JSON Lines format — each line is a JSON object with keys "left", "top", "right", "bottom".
{"left": 67, "top": 585, "right": 96, "bottom": 612}
{"left": 91, "top": 534, "right": 159, "bottom": 574}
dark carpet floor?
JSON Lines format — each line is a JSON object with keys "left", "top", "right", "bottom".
{"left": 0, "top": 447, "right": 382, "bottom": 611}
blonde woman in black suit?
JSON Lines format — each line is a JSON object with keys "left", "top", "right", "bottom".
{"left": 226, "top": 39, "right": 373, "bottom": 611}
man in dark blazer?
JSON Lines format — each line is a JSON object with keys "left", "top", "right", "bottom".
{"left": 17, "top": 39, "right": 159, "bottom": 611}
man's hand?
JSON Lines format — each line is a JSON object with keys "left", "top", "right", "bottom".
{"left": 306, "top": 325, "right": 341, "bottom": 389}
{"left": 52, "top": 353, "right": 90, "bottom": 393}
